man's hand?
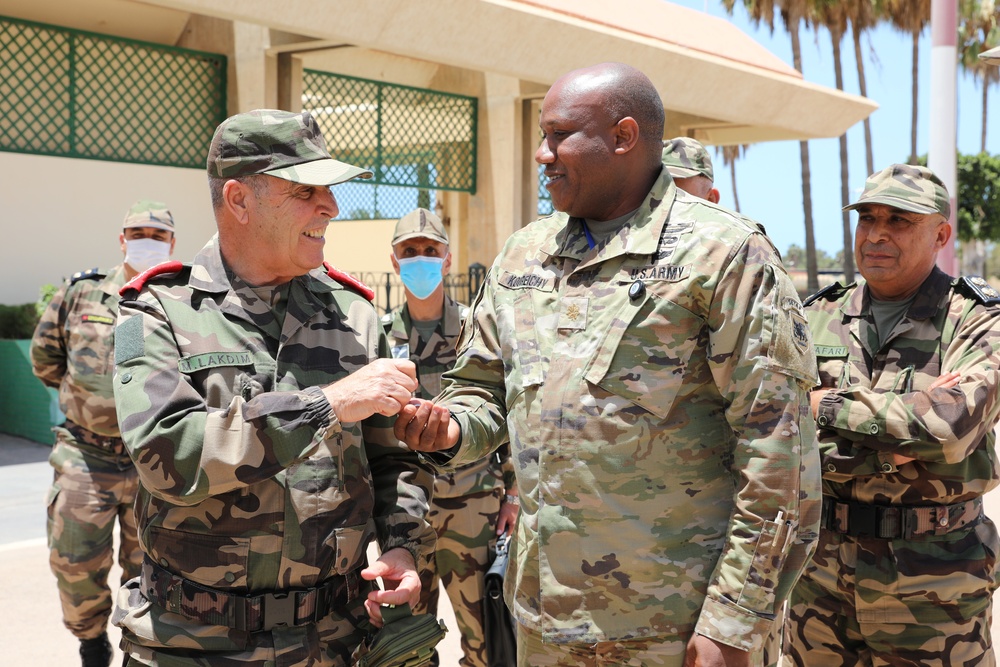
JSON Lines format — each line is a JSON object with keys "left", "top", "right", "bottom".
{"left": 810, "top": 388, "right": 831, "bottom": 419}
{"left": 497, "top": 493, "right": 519, "bottom": 535}
{"left": 893, "top": 371, "right": 962, "bottom": 466}
{"left": 321, "top": 359, "right": 417, "bottom": 423}
{"left": 393, "top": 398, "right": 460, "bottom": 452}
{"left": 360, "top": 547, "right": 421, "bottom": 627}
{"left": 683, "top": 634, "right": 750, "bottom": 667}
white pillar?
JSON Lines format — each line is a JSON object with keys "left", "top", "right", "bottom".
{"left": 929, "top": 0, "right": 958, "bottom": 275}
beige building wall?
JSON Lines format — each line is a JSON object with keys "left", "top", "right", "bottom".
{"left": 0, "top": 152, "right": 216, "bottom": 305}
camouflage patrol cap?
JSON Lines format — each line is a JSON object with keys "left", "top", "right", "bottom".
{"left": 207, "top": 109, "right": 373, "bottom": 186}
{"left": 392, "top": 208, "right": 449, "bottom": 246}
{"left": 844, "top": 163, "right": 950, "bottom": 218}
{"left": 123, "top": 199, "right": 174, "bottom": 232}
{"left": 661, "top": 137, "right": 714, "bottom": 181}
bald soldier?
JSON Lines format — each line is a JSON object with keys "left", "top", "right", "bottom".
{"left": 661, "top": 137, "right": 720, "bottom": 204}
{"left": 785, "top": 164, "right": 1000, "bottom": 665}
{"left": 395, "top": 62, "right": 822, "bottom": 667}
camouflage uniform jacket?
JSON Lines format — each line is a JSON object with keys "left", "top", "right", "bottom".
{"left": 383, "top": 297, "right": 516, "bottom": 497}
{"left": 808, "top": 267, "right": 1000, "bottom": 504}
{"left": 32, "top": 264, "right": 129, "bottom": 459}
{"left": 435, "top": 170, "right": 822, "bottom": 651}
{"left": 113, "top": 236, "right": 435, "bottom": 610}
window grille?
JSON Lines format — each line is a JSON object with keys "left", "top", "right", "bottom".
{"left": 303, "top": 70, "right": 477, "bottom": 221}
{"left": 0, "top": 15, "right": 226, "bottom": 168}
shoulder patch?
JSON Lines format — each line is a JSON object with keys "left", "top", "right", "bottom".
{"left": 802, "top": 282, "right": 849, "bottom": 307}
{"left": 70, "top": 267, "right": 104, "bottom": 284}
{"left": 119, "top": 261, "right": 186, "bottom": 297}
{"left": 954, "top": 276, "right": 1000, "bottom": 305}
{"left": 323, "top": 262, "right": 374, "bottom": 301}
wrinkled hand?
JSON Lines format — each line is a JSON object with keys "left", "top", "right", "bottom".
{"left": 683, "top": 634, "right": 750, "bottom": 667}
{"left": 322, "top": 359, "right": 417, "bottom": 423}
{"left": 393, "top": 398, "right": 460, "bottom": 452}
{"left": 497, "top": 495, "right": 519, "bottom": 535}
{"left": 893, "top": 371, "right": 962, "bottom": 466}
{"left": 361, "top": 547, "right": 421, "bottom": 627}
{"left": 810, "top": 388, "right": 831, "bottom": 419}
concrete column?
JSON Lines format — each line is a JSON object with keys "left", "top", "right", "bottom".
{"left": 477, "top": 72, "right": 525, "bottom": 266}
{"left": 929, "top": 0, "right": 958, "bottom": 275}
{"left": 231, "top": 21, "right": 270, "bottom": 112}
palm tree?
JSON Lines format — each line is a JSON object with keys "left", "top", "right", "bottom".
{"left": 848, "top": 0, "right": 879, "bottom": 176}
{"left": 882, "top": 0, "right": 932, "bottom": 164}
{"left": 723, "top": 0, "right": 822, "bottom": 292}
{"left": 814, "top": 0, "right": 856, "bottom": 282}
{"left": 960, "top": 0, "right": 1000, "bottom": 152}
{"left": 717, "top": 144, "right": 748, "bottom": 212}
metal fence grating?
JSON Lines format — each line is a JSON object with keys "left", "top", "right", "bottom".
{"left": 0, "top": 15, "right": 226, "bottom": 168}
{"left": 304, "top": 70, "right": 477, "bottom": 221}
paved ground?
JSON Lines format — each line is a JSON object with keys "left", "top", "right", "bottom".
{"left": 7, "top": 430, "right": 1000, "bottom": 665}
{"left": 0, "top": 434, "right": 461, "bottom": 666}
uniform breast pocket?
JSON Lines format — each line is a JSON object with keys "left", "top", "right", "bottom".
{"left": 68, "top": 310, "right": 116, "bottom": 376}
{"left": 584, "top": 292, "right": 702, "bottom": 419}
{"left": 496, "top": 289, "right": 553, "bottom": 391}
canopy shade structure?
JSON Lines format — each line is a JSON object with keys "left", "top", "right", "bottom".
{"left": 981, "top": 45, "right": 1000, "bottom": 66}
{"left": 44, "top": 0, "right": 877, "bottom": 146}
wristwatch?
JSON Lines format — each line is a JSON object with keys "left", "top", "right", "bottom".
{"left": 504, "top": 494, "right": 519, "bottom": 507}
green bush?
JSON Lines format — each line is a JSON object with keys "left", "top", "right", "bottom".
{"left": 0, "top": 303, "right": 39, "bottom": 339}
{"left": 0, "top": 284, "right": 58, "bottom": 339}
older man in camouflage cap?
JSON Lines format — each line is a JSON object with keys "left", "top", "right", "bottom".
{"left": 395, "top": 62, "right": 821, "bottom": 667}
{"left": 784, "top": 163, "right": 1000, "bottom": 665}
{"left": 32, "top": 199, "right": 177, "bottom": 667}
{"left": 111, "top": 109, "right": 436, "bottom": 666}
{"left": 662, "top": 137, "right": 720, "bottom": 204}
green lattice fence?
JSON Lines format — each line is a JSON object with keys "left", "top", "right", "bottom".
{"left": 0, "top": 15, "right": 226, "bottom": 168}
{"left": 303, "top": 70, "right": 476, "bottom": 221}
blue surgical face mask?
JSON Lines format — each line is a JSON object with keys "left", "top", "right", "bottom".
{"left": 397, "top": 256, "right": 445, "bottom": 300}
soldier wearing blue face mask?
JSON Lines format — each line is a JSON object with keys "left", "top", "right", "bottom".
{"left": 383, "top": 208, "right": 519, "bottom": 667}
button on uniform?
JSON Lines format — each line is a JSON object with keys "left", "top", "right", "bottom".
{"left": 628, "top": 280, "right": 645, "bottom": 300}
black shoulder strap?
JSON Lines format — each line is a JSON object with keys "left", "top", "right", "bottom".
{"left": 954, "top": 276, "right": 1000, "bottom": 306}
{"left": 802, "top": 281, "right": 847, "bottom": 308}
{"left": 70, "top": 267, "right": 104, "bottom": 285}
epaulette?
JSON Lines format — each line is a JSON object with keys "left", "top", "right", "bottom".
{"left": 954, "top": 276, "right": 1000, "bottom": 305}
{"left": 323, "top": 262, "right": 374, "bottom": 302}
{"left": 802, "top": 281, "right": 850, "bottom": 307}
{"left": 69, "top": 267, "right": 104, "bottom": 285}
{"left": 118, "top": 260, "right": 186, "bottom": 297}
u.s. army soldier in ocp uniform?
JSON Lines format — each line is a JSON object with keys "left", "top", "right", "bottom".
{"left": 396, "top": 62, "right": 822, "bottom": 667}
{"left": 111, "top": 109, "right": 435, "bottom": 666}
{"left": 31, "top": 200, "right": 177, "bottom": 667}
{"left": 784, "top": 164, "right": 1000, "bottom": 665}
{"left": 382, "top": 207, "right": 518, "bottom": 666}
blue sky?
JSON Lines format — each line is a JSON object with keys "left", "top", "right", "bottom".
{"left": 668, "top": 0, "right": 998, "bottom": 257}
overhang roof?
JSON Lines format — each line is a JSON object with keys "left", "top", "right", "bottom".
{"left": 3, "top": 0, "right": 878, "bottom": 145}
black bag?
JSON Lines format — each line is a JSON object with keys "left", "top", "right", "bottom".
{"left": 483, "top": 533, "right": 517, "bottom": 667}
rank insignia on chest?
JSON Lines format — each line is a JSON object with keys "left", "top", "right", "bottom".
{"left": 558, "top": 297, "right": 588, "bottom": 330}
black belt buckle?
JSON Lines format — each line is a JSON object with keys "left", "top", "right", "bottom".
{"left": 261, "top": 591, "right": 299, "bottom": 631}
{"left": 848, "top": 503, "right": 880, "bottom": 538}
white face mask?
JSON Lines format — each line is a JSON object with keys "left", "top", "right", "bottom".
{"left": 124, "top": 238, "right": 171, "bottom": 273}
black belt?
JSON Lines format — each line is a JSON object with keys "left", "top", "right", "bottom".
{"left": 141, "top": 557, "right": 360, "bottom": 632}
{"left": 62, "top": 419, "right": 126, "bottom": 455}
{"left": 821, "top": 497, "right": 983, "bottom": 540}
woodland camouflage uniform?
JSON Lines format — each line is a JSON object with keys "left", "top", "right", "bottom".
{"left": 785, "top": 163, "right": 1000, "bottom": 666}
